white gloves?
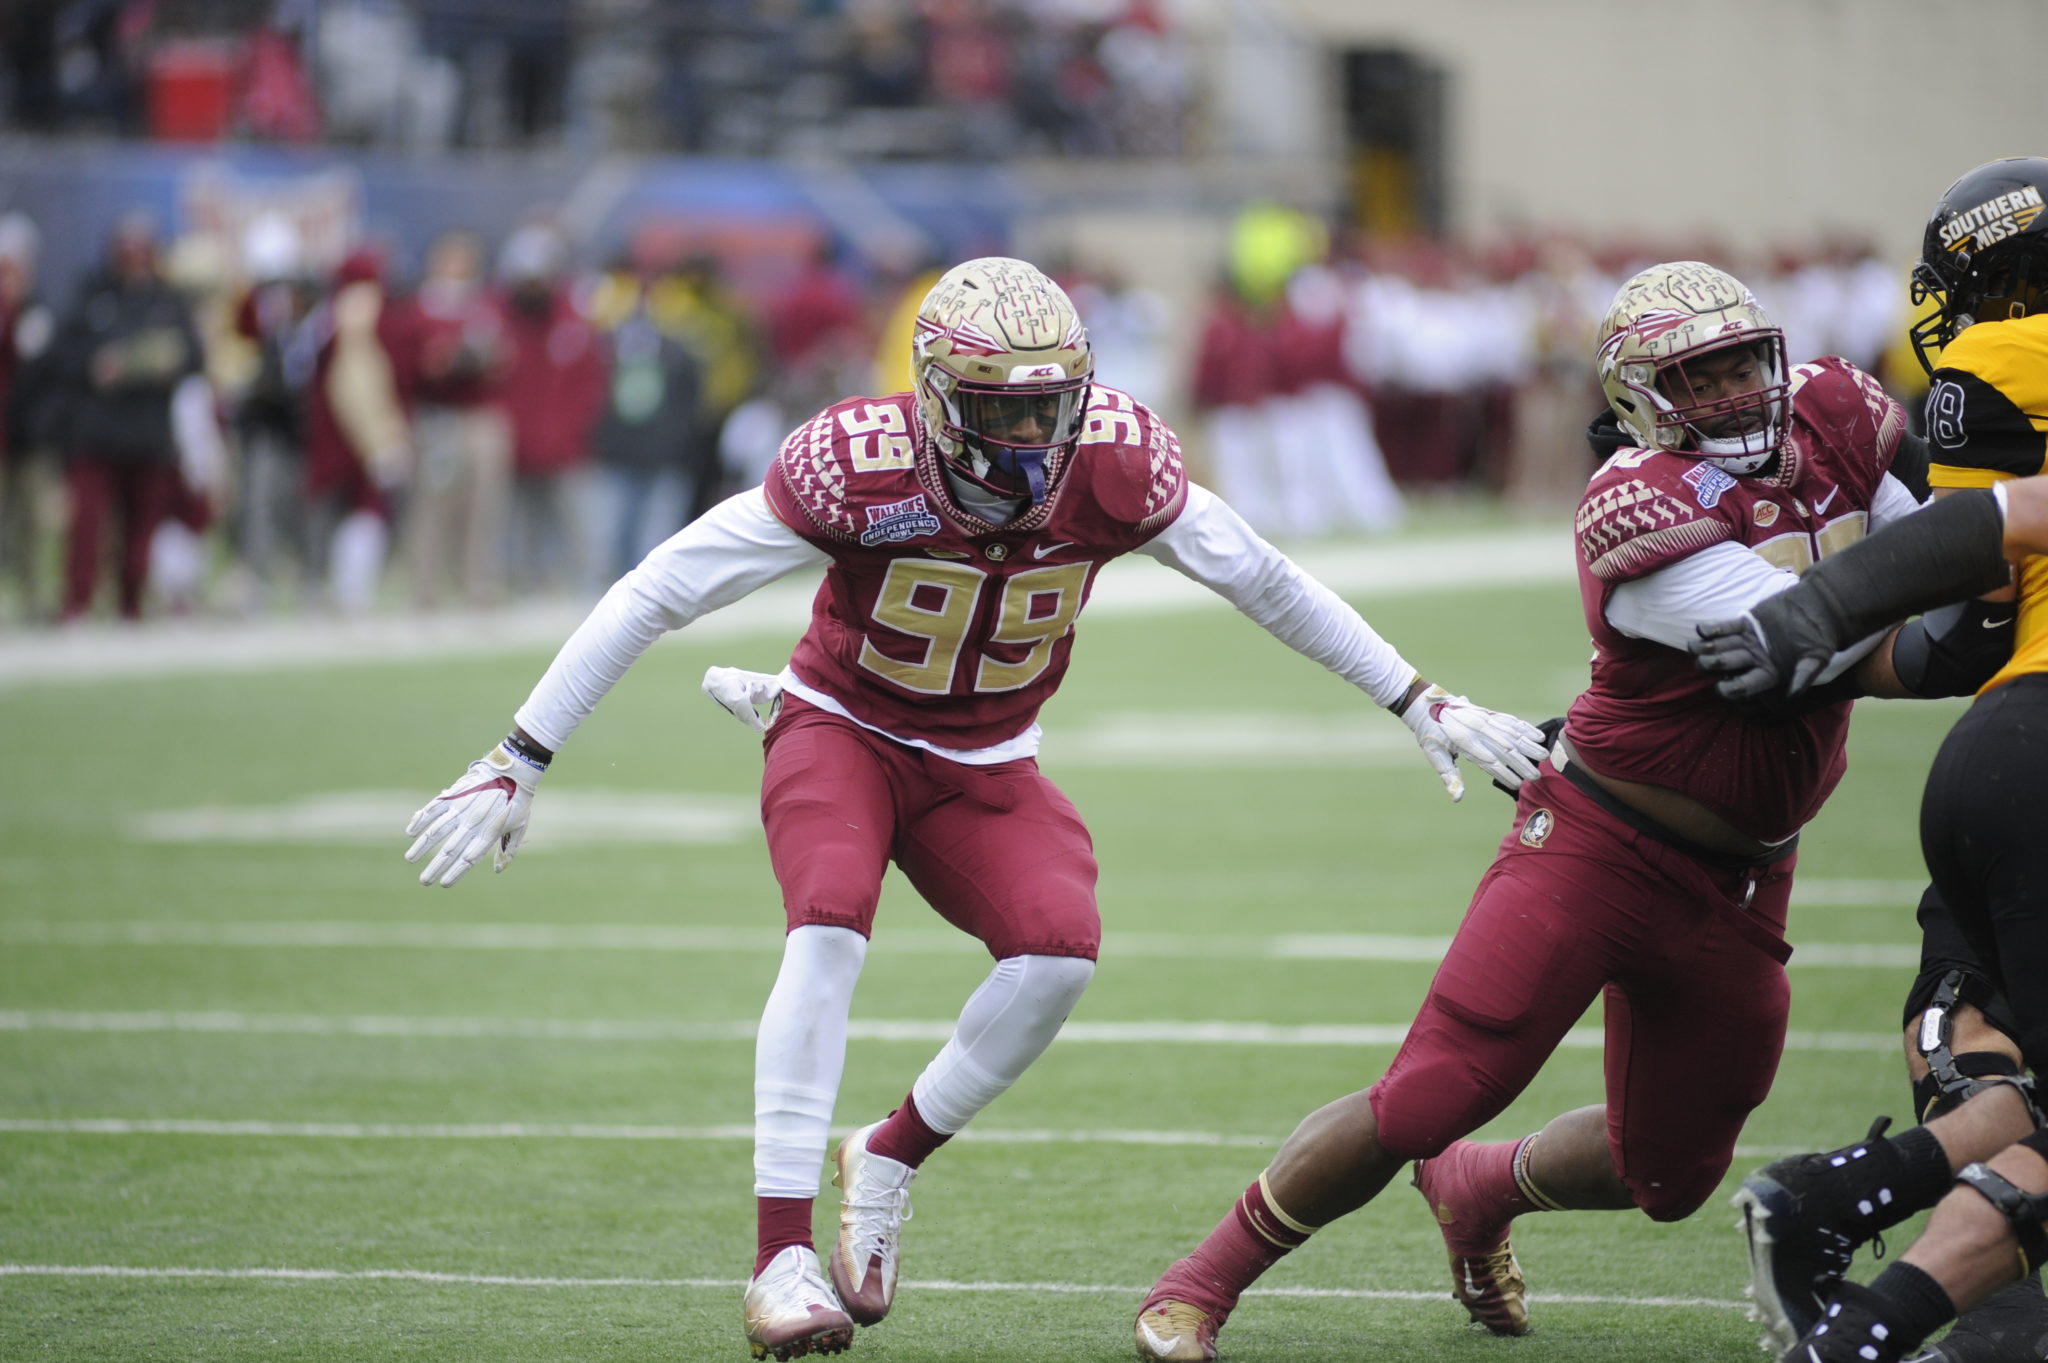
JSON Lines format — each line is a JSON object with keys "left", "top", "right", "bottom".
{"left": 702, "top": 666, "right": 784, "bottom": 732}
{"left": 403, "top": 741, "right": 544, "bottom": 887}
{"left": 1399, "top": 683, "right": 1549, "bottom": 803}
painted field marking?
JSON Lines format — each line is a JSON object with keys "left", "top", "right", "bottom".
{"left": 0, "top": 1009, "right": 1900, "bottom": 1053}
{"left": 0, "top": 913, "right": 1924, "bottom": 967}
{"left": 0, "top": 1117, "right": 1829, "bottom": 1162}
{"left": 0, "top": 1261, "right": 1746, "bottom": 1310}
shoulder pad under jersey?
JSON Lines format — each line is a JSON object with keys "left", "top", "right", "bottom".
{"left": 1788, "top": 356, "right": 1905, "bottom": 477}
{"left": 766, "top": 395, "right": 922, "bottom": 543}
{"left": 1079, "top": 386, "right": 1188, "bottom": 535}
{"left": 1576, "top": 449, "right": 1736, "bottom": 583}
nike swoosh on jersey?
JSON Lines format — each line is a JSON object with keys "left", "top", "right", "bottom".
{"left": 1033, "top": 541, "right": 1076, "bottom": 559}
{"left": 1812, "top": 486, "right": 1840, "bottom": 515}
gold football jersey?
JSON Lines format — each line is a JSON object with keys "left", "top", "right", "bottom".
{"left": 1925, "top": 312, "right": 2048, "bottom": 690}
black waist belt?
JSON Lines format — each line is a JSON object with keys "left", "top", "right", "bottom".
{"left": 1555, "top": 752, "right": 1797, "bottom": 872}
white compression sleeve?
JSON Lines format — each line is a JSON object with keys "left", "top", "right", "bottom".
{"left": 908, "top": 955, "right": 1095, "bottom": 1135}
{"left": 1606, "top": 538, "right": 1886, "bottom": 683}
{"left": 513, "top": 487, "right": 829, "bottom": 752}
{"left": 1134, "top": 483, "right": 1418, "bottom": 708}
{"left": 754, "top": 924, "right": 868, "bottom": 1199}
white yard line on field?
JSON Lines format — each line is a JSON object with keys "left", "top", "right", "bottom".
{"left": 0, "top": 527, "right": 1572, "bottom": 688}
{"left": 0, "top": 1009, "right": 1901, "bottom": 1052}
{"left": 0, "top": 913, "right": 1924, "bottom": 966}
{"left": 0, "top": 1261, "right": 1745, "bottom": 1310}
{"left": 0, "top": 1117, "right": 1829, "bottom": 1162}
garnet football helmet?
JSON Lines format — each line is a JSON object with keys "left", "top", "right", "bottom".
{"left": 911, "top": 256, "right": 1093, "bottom": 504}
{"left": 1910, "top": 156, "right": 2048, "bottom": 373}
{"left": 1594, "top": 261, "right": 1789, "bottom": 474}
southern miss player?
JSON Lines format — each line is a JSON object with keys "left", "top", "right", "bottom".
{"left": 1134, "top": 261, "right": 1960, "bottom": 1362}
{"left": 399, "top": 256, "right": 1548, "bottom": 1361}
{"left": 1695, "top": 158, "right": 2048, "bottom": 1363}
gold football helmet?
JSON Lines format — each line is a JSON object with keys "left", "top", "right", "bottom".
{"left": 912, "top": 256, "right": 1093, "bottom": 504}
{"left": 1594, "top": 261, "right": 1788, "bottom": 474}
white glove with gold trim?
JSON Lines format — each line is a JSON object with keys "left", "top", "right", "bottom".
{"left": 702, "top": 666, "right": 785, "bottom": 732}
{"left": 403, "top": 741, "right": 544, "bottom": 887}
{"left": 1399, "top": 685, "right": 1548, "bottom": 803}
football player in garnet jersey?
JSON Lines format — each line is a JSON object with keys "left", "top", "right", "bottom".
{"left": 399, "top": 255, "right": 1548, "bottom": 1361}
{"left": 1132, "top": 259, "right": 1994, "bottom": 1362}
{"left": 1693, "top": 158, "right": 2048, "bottom": 1363}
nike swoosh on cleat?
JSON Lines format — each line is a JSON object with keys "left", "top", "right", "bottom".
{"left": 1033, "top": 541, "right": 1076, "bottom": 559}
{"left": 1136, "top": 1319, "right": 1181, "bottom": 1356}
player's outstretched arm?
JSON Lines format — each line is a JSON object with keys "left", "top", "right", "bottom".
{"left": 404, "top": 730, "right": 550, "bottom": 887}
{"left": 1134, "top": 484, "right": 1547, "bottom": 802}
{"left": 1691, "top": 487, "right": 2013, "bottom": 699}
{"left": 399, "top": 486, "right": 829, "bottom": 887}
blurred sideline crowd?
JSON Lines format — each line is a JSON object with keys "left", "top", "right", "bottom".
{"left": 0, "top": 0, "right": 1191, "bottom": 160}
{"left": 0, "top": 203, "right": 1928, "bottom": 627}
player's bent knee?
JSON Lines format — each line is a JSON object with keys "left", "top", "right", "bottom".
{"left": 1633, "top": 1167, "right": 1726, "bottom": 1222}
{"left": 1008, "top": 953, "right": 1096, "bottom": 1022}
{"left": 1368, "top": 1074, "right": 1499, "bottom": 1161}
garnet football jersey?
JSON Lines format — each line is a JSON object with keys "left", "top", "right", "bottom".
{"left": 1922, "top": 314, "right": 2048, "bottom": 694}
{"left": 1566, "top": 356, "right": 1907, "bottom": 843}
{"left": 764, "top": 386, "right": 1187, "bottom": 750}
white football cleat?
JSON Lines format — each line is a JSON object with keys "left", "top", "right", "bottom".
{"left": 742, "top": 1245, "right": 853, "bottom": 1360}
{"left": 828, "top": 1120, "right": 916, "bottom": 1326}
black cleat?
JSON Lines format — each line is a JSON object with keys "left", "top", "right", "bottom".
{"left": 1790, "top": 1282, "right": 1914, "bottom": 1363}
{"left": 1735, "top": 1118, "right": 1896, "bottom": 1357}
{"left": 1904, "top": 1274, "right": 2048, "bottom": 1363}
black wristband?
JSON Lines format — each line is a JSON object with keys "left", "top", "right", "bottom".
{"left": 503, "top": 730, "right": 552, "bottom": 771}
{"left": 1891, "top": 596, "right": 2016, "bottom": 697}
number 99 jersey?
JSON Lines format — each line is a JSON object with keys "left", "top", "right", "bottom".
{"left": 764, "top": 386, "right": 1188, "bottom": 751}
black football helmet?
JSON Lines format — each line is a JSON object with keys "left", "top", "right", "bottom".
{"left": 1910, "top": 156, "right": 2048, "bottom": 373}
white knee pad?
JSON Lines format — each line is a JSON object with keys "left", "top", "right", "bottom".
{"left": 910, "top": 954, "right": 1096, "bottom": 1135}
{"left": 753, "top": 924, "right": 868, "bottom": 1198}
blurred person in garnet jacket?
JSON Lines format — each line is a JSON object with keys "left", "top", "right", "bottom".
{"left": 386, "top": 228, "right": 511, "bottom": 609}
{"left": 0, "top": 210, "right": 58, "bottom": 622}
{"left": 303, "top": 247, "right": 410, "bottom": 615}
{"left": 498, "top": 224, "right": 606, "bottom": 597}
{"left": 48, "top": 211, "right": 203, "bottom": 621}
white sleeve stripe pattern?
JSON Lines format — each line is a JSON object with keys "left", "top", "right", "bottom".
{"left": 513, "top": 488, "right": 828, "bottom": 752}
{"left": 1134, "top": 484, "right": 1415, "bottom": 708}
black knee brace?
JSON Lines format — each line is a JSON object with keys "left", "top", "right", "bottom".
{"left": 1915, "top": 971, "right": 2042, "bottom": 1124}
{"left": 1955, "top": 1161, "right": 2048, "bottom": 1276}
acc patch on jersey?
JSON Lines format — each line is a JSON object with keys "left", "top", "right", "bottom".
{"left": 1519, "top": 808, "right": 1554, "bottom": 848}
{"left": 1680, "top": 462, "right": 1736, "bottom": 508}
{"left": 859, "top": 493, "right": 943, "bottom": 546}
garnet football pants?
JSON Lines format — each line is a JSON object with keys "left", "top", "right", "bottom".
{"left": 759, "top": 697, "right": 1101, "bottom": 960}
{"left": 1369, "top": 767, "right": 1795, "bottom": 1221}
{"left": 1919, "top": 674, "right": 2048, "bottom": 1072}
{"left": 63, "top": 455, "right": 180, "bottom": 619}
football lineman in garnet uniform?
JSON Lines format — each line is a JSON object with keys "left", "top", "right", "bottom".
{"left": 400, "top": 255, "right": 1547, "bottom": 1360}
{"left": 1132, "top": 260, "right": 2001, "bottom": 1362}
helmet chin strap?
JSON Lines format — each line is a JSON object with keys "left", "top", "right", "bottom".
{"left": 1687, "top": 399, "right": 1783, "bottom": 475}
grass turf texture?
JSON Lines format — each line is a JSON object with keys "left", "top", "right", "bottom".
{"left": 0, "top": 536, "right": 1962, "bottom": 1361}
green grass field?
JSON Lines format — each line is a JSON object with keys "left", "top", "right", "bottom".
{"left": 0, "top": 528, "right": 1966, "bottom": 1362}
